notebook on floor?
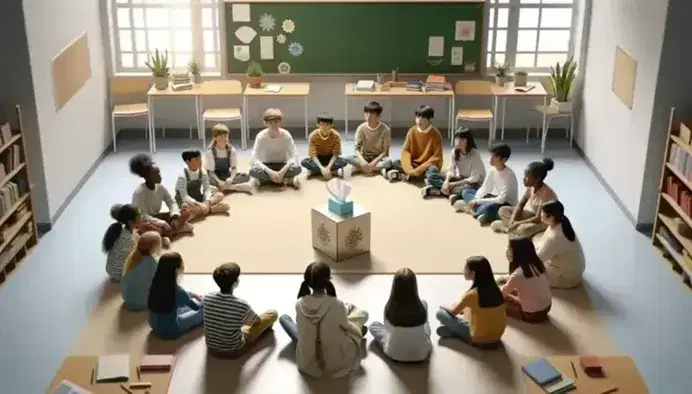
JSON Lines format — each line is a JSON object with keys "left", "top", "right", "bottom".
{"left": 522, "top": 358, "right": 562, "bottom": 386}
{"left": 51, "top": 380, "right": 92, "bottom": 394}
{"left": 140, "top": 354, "right": 175, "bottom": 372}
{"left": 95, "top": 354, "right": 130, "bottom": 383}
{"left": 543, "top": 377, "right": 576, "bottom": 393}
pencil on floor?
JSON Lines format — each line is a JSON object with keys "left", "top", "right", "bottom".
{"left": 600, "top": 388, "right": 619, "bottom": 394}
{"left": 120, "top": 383, "right": 134, "bottom": 394}
{"left": 90, "top": 368, "right": 94, "bottom": 385}
{"left": 570, "top": 361, "right": 578, "bottom": 378}
{"left": 137, "top": 366, "right": 141, "bottom": 380}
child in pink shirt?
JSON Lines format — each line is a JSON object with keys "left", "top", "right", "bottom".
{"left": 499, "top": 237, "right": 552, "bottom": 323}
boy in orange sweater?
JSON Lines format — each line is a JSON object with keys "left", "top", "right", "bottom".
{"left": 301, "top": 114, "right": 348, "bottom": 179}
{"left": 386, "top": 105, "right": 443, "bottom": 183}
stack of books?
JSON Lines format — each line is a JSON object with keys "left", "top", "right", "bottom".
{"left": 405, "top": 80, "right": 423, "bottom": 91}
{"left": 355, "top": 80, "right": 375, "bottom": 92}
{"left": 0, "top": 182, "right": 20, "bottom": 217}
{"left": 666, "top": 175, "right": 692, "bottom": 216}
{"left": 170, "top": 72, "right": 193, "bottom": 91}
{"left": 425, "top": 74, "right": 447, "bottom": 91}
{"left": 522, "top": 358, "right": 576, "bottom": 393}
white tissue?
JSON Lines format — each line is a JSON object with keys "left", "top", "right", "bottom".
{"left": 326, "top": 178, "right": 352, "bottom": 202}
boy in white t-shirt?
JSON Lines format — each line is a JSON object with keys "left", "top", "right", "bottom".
{"left": 248, "top": 108, "right": 302, "bottom": 189}
{"left": 454, "top": 143, "right": 518, "bottom": 225}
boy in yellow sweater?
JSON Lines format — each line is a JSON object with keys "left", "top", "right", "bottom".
{"left": 301, "top": 114, "right": 348, "bottom": 179}
{"left": 386, "top": 105, "right": 443, "bottom": 183}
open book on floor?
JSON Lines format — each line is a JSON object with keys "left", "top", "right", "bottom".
{"left": 95, "top": 354, "right": 130, "bottom": 383}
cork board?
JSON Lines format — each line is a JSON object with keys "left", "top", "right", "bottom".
{"left": 51, "top": 32, "right": 91, "bottom": 112}
{"left": 612, "top": 45, "right": 637, "bottom": 109}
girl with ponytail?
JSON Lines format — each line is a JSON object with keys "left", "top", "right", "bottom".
{"left": 102, "top": 204, "right": 140, "bottom": 281}
{"left": 121, "top": 231, "right": 162, "bottom": 311}
{"left": 279, "top": 262, "right": 369, "bottom": 378}
{"left": 537, "top": 200, "right": 585, "bottom": 288}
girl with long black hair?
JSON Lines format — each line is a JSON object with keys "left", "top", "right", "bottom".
{"left": 147, "top": 252, "right": 204, "bottom": 339}
{"left": 500, "top": 237, "right": 552, "bottom": 323}
{"left": 436, "top": 256, "right": 506, "bottom": 347}
{"left": 537, "top": 201, "right": 585, "bottom": 288}
{"left": 102, "top": 204, "right": 140, "bottom": 281}
{"left": 278, "top": 262, "right": 368, "bottom": 378}
{"left": 369, "top": 268, "right": 431, "bottom": 362}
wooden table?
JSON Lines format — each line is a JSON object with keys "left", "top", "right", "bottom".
{"left": 491, "top": 82, "right": 549, "bottom": 152}
{"left": 46, "top": 356, "right": 173, "bottom": 394}
{"left": 243, "top": 83, "right": 311, "bottom": 142}
{"left": 522, "top": 356, "right": 649, "bottom": 394}
{"left": 147, "top": 80, "right": 244, "bottom": 152}
{"left": 344, "top": 84, "right": 455, "bottom": 135}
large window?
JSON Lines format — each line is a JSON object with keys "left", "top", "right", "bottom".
{"left": 111, "top": 0, "right": 221, "bottom": 74}
{"left": 487, "top": 0, "right": 576, "bottom": 72}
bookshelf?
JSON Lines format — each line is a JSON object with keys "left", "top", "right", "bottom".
{"left": 653, "top": 107, "right": 692, "bottom": 289}
{"left": 0, "top": 105, "right": 38, "bottom": 286}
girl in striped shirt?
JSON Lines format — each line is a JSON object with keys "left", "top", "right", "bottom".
{"left": 102, "top": 204, "right": 140, "bottom": 282}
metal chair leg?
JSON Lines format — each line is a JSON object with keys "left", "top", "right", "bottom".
{"left": 111, "top": 113, "right": 117, "bottom": 153}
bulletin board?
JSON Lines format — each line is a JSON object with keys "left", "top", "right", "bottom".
{"left": 224, "top": 1, "right": 485, "bottom": 74}
{"left": 612, "top": 45, "right": 637, "bottom": 109}
{"left": 51, "top": 32, "right": 92, "bottom": 112}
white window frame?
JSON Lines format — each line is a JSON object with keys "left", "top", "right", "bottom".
{"left": 109, "top": 0, "right": 222, "bottom": 76}
{"left": 486, "top": 0, "right": 578, "bottom": 74}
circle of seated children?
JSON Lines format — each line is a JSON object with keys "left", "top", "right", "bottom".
{"left": 99, "top": 101, "right": 586, "bottom": 377}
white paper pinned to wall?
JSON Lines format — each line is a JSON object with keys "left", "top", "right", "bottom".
{"left": 233, "top": 45, "right": 250, "bottom": 62}
{"left": 260, "top": 36, "right": 274, "bottom": 60}
{"left": 428, "top": 36, "right": 444, "bottom": 57}
{"left": 451, "top": 47, "right": 464, "bottom": 66}
{"left": 232, "top": 4, "right": 251, "bottom": 22}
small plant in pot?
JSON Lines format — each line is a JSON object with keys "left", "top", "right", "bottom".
{"left": 514, "top": 70, "right": 528, "bottom": 87}
{"left": 494, "top": 59, "right": 512, "bottom": 87}
{"left": 145, "top": 49, "right": 170, "bottom": 90}
{"left": 188, "top": 59, "right": 201, "bottom": 84}
{"left": 246, "top": 61, "right": 264, "bottom": 88}
{"left": 549, "top": 58, "right": 577, "bottom": 113}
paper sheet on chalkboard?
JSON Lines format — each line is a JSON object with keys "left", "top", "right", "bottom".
{"left": 232, "top": 4, "right": 251, "bottom": 22}
{"left": 428, "top": 37, "right": 444, "bottom": 57}
{"left": 260, "top": 36, "right": 274, "bottom": 60}
{"left": 451, "top": 47, "right": 464, "bottom": 66}
{"left": 455, "top": 21, "right": 475, "bottom": 41}
{"left": 233, "top": 45, "right": 250, "bottom": 62}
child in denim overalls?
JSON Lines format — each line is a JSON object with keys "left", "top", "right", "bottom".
{"left": 204, "top": 124, "right": 252, "bottom": 194}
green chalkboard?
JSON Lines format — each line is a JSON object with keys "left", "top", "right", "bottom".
{"left": 225, "top": 2, "right": 485, "bottom": 74}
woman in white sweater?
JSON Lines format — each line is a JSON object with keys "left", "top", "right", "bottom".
{"left": 369, "top": 268, "right": 431, "bottom": 362}
{"left": 537, "top": 201, "right": 585, "bottom": 288}
{"left": 279, "top": 262, "right": 368, "bottom": 378}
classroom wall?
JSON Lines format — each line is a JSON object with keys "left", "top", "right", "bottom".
{"left": 0, "top": 1, "right": 50, "bottom": 224}
{"left": 23, "top": 0, "right": 109, "bottom": 223}
{"left": 578, "top": 0, "right": 669, "bottom": 226}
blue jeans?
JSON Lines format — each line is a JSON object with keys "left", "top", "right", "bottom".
{"left": 391, "top": 160, "right": 439, "bottom": 181}
{"left": 301, "top": 155, "right": 348, "bottom": 174}
{"left": 426, "top": 172, "right": 479, "bottom": 200}
{"left": 435, "top": 308, "right": 472, "bottom": 342}
{"left": 471, "top": 195, "right": 505, "bottom": 222}
{"left": 249, "top": 162, "right": 302, "bottom": 183}
{"left": 279, "top": 314, "right": 298, "bottom": 344}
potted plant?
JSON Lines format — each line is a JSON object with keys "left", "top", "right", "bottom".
{"left": 494, "top": 59, "right": 511, "bottom": 87}
{"left": 188, "top": 59, "right": 201, "bottom": 84}
{"left": 514, "top": 70, "right": 528, "bottom": 87}
{"left": 145, "top": 49, "right": 170, "bottom": 90}
{"left": 549, "top": 58, "right": 577, "bottom": 112}
{"left": 246, "top": 61, "right": 264, "bottom": 88}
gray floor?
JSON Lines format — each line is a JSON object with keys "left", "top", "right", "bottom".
{"left": 0, "top": 131, "right": 690, "bottom": 393}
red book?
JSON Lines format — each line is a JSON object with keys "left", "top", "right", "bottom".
{"left": 139, "top": 355, "right": 175, "bottom": 372}
{"left": 580, "top": 356, "right": 604, "bottom": 377}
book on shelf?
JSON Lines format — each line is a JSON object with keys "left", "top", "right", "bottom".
{"left": 0, "top": 122, "right": 12, "bottom": 145}
{"left": 665, "top": 175, "right": 692, "bottom": 216}
{"left": 0, "top": 182, "right": 20, "bottom": 218}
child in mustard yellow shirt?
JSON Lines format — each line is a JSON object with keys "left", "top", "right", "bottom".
{"left": 300, "top": 114, "right": 348, "bottom": 179}
{"left": 386, "top": 105, "right": 443, "bottom": 183}
{"left": 436, "top": 256, "right": 507, "bottom": 347}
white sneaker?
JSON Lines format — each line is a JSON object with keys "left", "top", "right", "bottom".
{"left": 291, "top": 177, "right": 301, "bottom": 189}
{"left": 490, "top": 220, "right": 505, "bottom": 232}
{"left": 386, "top": 170, "right": 399, "bottom": 182}
{"left": 453, "top": 200, "right": 469, "bottom": 212}
{"left": 249, "top": 177, "right": 260, "bottom": 188}
{"left": 231, "top": 182, "right": 253, "bottom": 194}
{"left": 340, "top": 165, "right": 353, "bottom": 179}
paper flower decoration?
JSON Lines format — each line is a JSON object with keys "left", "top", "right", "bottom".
{"left": 464, "top": 62, "right": 476, "bottom": 73}
{"left": 259, "top": 13, "right": 275, "bottom": 32}
{"left": 282, "top": 19, "right": 295, "bottom": 33}
{"left": 326, "top": 178, "right": 352, "bottom": 202}
{"left": 277, "top": 62, "right": 291, "bottom": 75}
{"left": 276, "top": 34, "right": 286, "bottom": 44}
{"left": 288, "top": 42, "right": 303, "bottom": 57}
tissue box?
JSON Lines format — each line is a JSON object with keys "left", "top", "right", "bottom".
{"left": 312, "top": 204, "right": 371, "bottom": 262}
{"left": 328, "top": 197, "right": 354, "bottom": 216}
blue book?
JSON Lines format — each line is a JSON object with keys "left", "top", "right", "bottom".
{"left": 522, "top": 358, "right": 562, "bottom": 386}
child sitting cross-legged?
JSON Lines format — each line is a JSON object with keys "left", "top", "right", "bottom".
{"left": 498, "top": 237, "right": 552, "bottom": 323}
{"left": 436, "top": 256, "right": 506, "bottom": 348}
{"left": 301, "top": 114, "right": 349, "bottom": 179}
{"left": 204, "top": 262, "right": 278, "bottom": 357}
{"left": 130, "top": 153, "right": 193, "bottom": 245}
{"left": 204, "top": 124, "right": 253, "bottom": 194}
{"left": 121, "top": 231, "right": 161, "bottom": 311}
{"left": 386, "top": 105, "right": 443, "bottom": 184}
{"left": 454, "top": 143, "right": 518, "bottom": 225}
{"left": 248, "top": 108, "right": 302, "bottom": 189}
{"left": 345, "top": 101, "right": 393, "bottom": 176}
{"left": 175, "top": 150, "right": 230, "bottom": 221}
{"left": 422, "top": 127, "right": 486, "bottom": 201}
{"left": 369, "top": 268, "right": 431, "bottom": 363}
{"left": 279, "top": 262, "right": 369, "bottom": 379}
{"left": 102, "top": 203, "right": 140, "bottom": 282}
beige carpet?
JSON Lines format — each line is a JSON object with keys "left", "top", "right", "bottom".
{"left": 171, "top": 165, "right": 513, "bottom": 274}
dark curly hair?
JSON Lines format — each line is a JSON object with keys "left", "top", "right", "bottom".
{"left": 129, "top": 153, "right": 155, "bottom": 178}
